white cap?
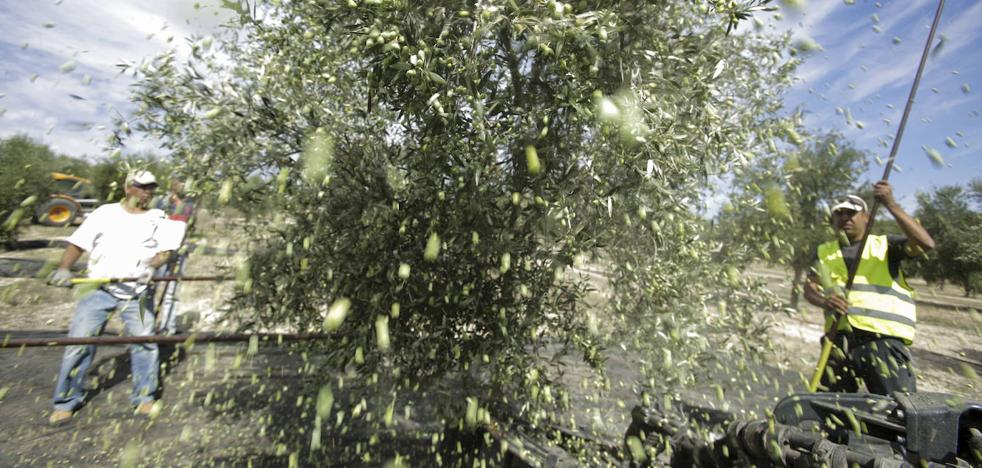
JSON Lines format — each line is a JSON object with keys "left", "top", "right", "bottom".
{"left": 831, "top": 195, "right": 867, "bottom": 214}
{"left": 126, "top": 170, "right": 157, "bottom": 186}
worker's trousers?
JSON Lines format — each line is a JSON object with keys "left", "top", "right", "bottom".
{"left": 52, "top": 288, "right": 159, "bottom": 411}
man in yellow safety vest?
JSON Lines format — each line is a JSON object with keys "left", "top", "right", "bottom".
{"left": 803, "top": 181, "right": 935, "bottom": 395}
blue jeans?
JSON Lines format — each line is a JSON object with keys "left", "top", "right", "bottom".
{"left": 52, "top": 288, "right": 159, "bottom": 411}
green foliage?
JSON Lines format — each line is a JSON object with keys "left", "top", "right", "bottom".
{"left": 0, "top": 135, "right": 86, "bottom": 241}
{"left": 87, "top": 152, "right": 174, "bottom": 202}
{"left": 717, "top": 131, "right": 868, "bottom": 305}
{"left": 123, "top": 0, "right": 794, "bottom": 439}
{"left": 0, "top": 134, "right": 173, "bottom": 242}
{"left": 912, "top": 182, "right": 982, "bottom": 296}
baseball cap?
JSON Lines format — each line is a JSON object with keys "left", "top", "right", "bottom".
{"left": 126, "top": 170, "right": 158, "bottom": 187}
{"left": 831, "top": 194, "right": 867, "bottom": 214}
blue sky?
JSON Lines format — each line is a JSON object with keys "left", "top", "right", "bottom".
{"left": 771, "top": 0, "right": 981, "bottom": 209}
{"left": 0, "top": 0, "right": 978, "bottom": 210}
{"left": 0, "top": 0, "right": 230, "bottom": 158}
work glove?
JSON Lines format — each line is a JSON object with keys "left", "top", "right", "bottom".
{"left": 48, "top": 268, "right": 74, "bottom": 287}
{"left": 137, "top": 266, "right": 156, "bottom": 286}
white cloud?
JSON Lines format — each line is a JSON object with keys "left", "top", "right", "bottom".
{"left": 0, "top": 0, "right": 231, "bottom": 158}
{"left": 927, "top": 1, "right": 982, "bottom": 61}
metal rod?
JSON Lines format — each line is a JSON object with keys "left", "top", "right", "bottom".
{"left": 70, "top": 275, "right": 233, "bottom": 284}
{"left": 826, "top": 0, "right": 945, "bottom": 342}
{"left": 156, "top": 198, "right": 199, "bottom": 314}
{"left": 0, "top": 332, "right": 330, "bottom": 348}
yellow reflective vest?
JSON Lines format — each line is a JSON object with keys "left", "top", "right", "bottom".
{"left": 817, "top": 235, "right": 916, "bottom": 343}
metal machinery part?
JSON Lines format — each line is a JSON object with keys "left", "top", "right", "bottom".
{"left": 626, "top": 392, "right": 982, "bottom": 467}
{"left": 35, "top": 172, "right": 99, "bottom": 226}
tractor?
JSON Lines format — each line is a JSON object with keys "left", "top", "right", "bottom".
{"left": 34, "top": 172, "right": 100, "bottom": 227}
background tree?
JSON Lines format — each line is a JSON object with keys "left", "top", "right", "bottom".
{"left": 717, "top": 131, "right": 868, "bottom": 308}
{"left": 1, "top": 134, "right": 173, "bottom": 242}
{"left": 0, "top": 135, "right": 90, "bottom": 242}
{"left": 86, "top": 151, "right": 174, "bottom": 202}
{"left": 122, "top": 0, "right": 794, "bottom": 460}
{"left": 912, "top": 181, "right": 982, "bottom": 296}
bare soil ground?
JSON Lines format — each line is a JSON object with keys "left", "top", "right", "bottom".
{"left": 749, "top": 264, "right": 982, "bottom": 401}
{"left": 1, "top": 220, "right": 979, "bottom": 466}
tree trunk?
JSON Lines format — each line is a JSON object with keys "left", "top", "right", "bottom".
{"left": 789, "top": 265, "right": 804, "bottom": 310}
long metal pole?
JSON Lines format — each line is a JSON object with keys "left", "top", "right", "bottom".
{"left": 809, "top": 0, "right": 945, "bottom": 392}
{"left": 70, "top": 275, "right": 232, "bottom": 284}
{"left": 0, "top": 332, "right": 331, "bottom": 348}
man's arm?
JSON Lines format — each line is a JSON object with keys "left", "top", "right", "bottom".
{"left": 57, "top": 243, "right": 84, "bottom": 270}
{"left": 48, "top": 243, "right": 85, "bottom": 287}
{"left": 149, "top": 250, "right": 173, "bottom": 269}
{"left": 874, "top": 181, "right": 935, "bottom": 253}
{"left": 804, "top": 275, "right": 849, "bottom": 315}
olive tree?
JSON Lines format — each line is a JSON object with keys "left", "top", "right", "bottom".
{"left": 913, "top": 183, "right": 982, "bottom": 296}
{"left": 718, "top": 131, "right": 868, "bottom": 308}
{"left": 0, "top": 135, "right": 90, "bottom": 241}
{"left": 121, "top": 0, "right": 794, "bottom": 454}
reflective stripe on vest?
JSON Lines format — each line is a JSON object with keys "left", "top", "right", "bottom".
{"left": 817, "top": 235, "right": 916, "bottom": 343}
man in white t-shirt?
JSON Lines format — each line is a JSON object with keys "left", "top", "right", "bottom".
{"left": 46, "top": 170, "right": 180, "bottom": 425}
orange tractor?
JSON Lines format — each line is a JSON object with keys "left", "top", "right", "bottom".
{"left": 34, "top": 172, "right": 100, "bottom": 227}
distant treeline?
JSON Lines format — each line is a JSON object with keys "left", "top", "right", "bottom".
{"left": 0, "top": 134, "right": 172, "bottom": 241}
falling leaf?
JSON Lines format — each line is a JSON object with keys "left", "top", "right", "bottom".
{"left": 316, "top": 384, "right": 334, "bottom": 419}
{"left": 960, "top": 363, "right": 979, "bottom": 383}
{"left": 323, "top": 297, "right": 351, "bottom": 331}
{"left": 596, "top": 96, "right": 620, "bottom": 122}
{"left": 423, "top": 232, "right": 440, "bottom": 261}
{"left": 712, "top": 59, "right": 726, "bottom": 79}
{"left": 218, "top": 179, "right": 233, "bottom": 204}
{"left": 944, "top": 137, "right": 957, "bottom": 149}
{"left": 302, "top": 128, "right": 334, "bottom": 185}
{"left": 930, "top": 34, "right": 947, "bottom": 58}
{"left": 397, "top": 263, "right": 411, "bottom": 279}
{"left": 725, "top": 266, "right": 740, "bottom": 286}
{"left": 921, "top": 146, "right": 944, "bottom": 168}
{"left": 59, "top": 60, "right": 77, "bottom": 73}
{"left": 524, "top": 145, "right": 541, "bottom": 175}
{"left": 499, "top": 252, "right": 511, "bottom": 274}
{"left": 764, "top": 185, "right": 790, "bottom": 219}
{"left": 464, "top": 397, "right": 479, "bottom": 428}
{"left": 961, "top": 83, "right": 971, "bottom": 94}
{"left": 626, "top": 436, "right": 647, "bottom": 463}
{"left": 375, "top": 315, "right": 390, "bottom": 351}
{"left": 120, "top": 440, "right": 140, "bottom": 468}
{"left": 3, "top": 208, "right": 25, "bottom": 231}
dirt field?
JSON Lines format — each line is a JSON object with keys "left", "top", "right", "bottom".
{"left": 1, "top": 220, "right": 980, "bottom": 466}
{"left": 750, "top": 265, "right": 982, "bottom": 400}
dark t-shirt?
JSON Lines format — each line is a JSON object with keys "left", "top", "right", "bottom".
{"left": 814, "top": 235, "right": 909, "bottom": 280}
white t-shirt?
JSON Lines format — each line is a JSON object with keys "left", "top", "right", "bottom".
{"left": 68, "top": 203, "right": 179, "bottom": 299}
